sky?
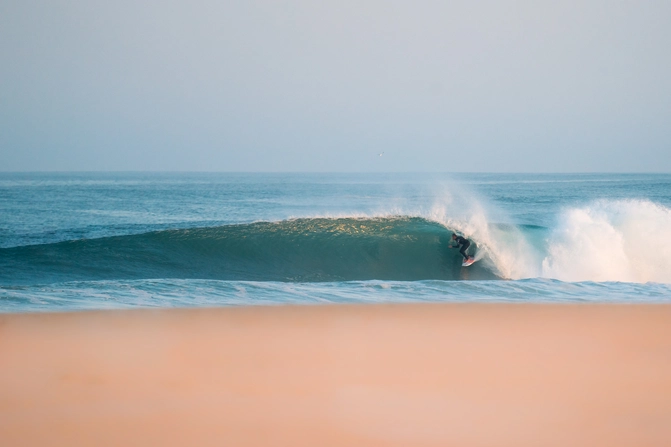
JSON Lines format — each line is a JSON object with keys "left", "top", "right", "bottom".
{"left": 1, "top": 0, "right": 670, "bottom": 172}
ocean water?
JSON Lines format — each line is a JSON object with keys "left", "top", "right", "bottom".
{"left": 1, "top": 172, "right": 671, "bottom": 312}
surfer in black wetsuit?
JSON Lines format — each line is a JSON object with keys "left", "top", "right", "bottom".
{"left": 450, "top": 233, "right": 473, "bottom": 262}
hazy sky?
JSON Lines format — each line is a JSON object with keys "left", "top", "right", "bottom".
{"left": 2, "top": 0, "right": 670, "bottom": 172}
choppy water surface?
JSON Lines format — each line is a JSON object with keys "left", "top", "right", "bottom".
{"left": 2, "top": 173, "right": 670, "bottom": 312}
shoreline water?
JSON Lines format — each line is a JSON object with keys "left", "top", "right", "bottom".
{"left": 2, "top": 302, "right": 671, "bottom": 446}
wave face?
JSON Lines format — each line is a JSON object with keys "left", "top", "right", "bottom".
{"left": 0, "top": 217, "right": 499, "bottom": 285}
{"left": 542, "top": 200, "right": 671, "bottom": 283}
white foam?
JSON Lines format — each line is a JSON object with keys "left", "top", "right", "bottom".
{"left": 542, "top": 200, "right": 671, "bottom": 283}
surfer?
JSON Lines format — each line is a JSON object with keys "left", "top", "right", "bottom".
{"left": 450, "top": 233, "right": 473, "bottom": 262}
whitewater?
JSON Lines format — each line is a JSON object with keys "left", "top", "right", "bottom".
{"left": 1, "top": 172, "right": 671, "bottom": 312}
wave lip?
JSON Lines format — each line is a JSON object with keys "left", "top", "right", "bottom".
{"left": 0, "top": 217, "right": 499, "bottom": 285}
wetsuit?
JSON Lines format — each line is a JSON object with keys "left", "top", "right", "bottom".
{"left": 454, "top": 236, "right": 471, "bottom": 260}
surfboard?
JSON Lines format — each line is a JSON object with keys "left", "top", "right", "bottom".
{"left": 461, "top": 258, "right": 476, "bottom": 267}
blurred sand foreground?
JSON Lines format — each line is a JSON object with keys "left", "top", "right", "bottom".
{"left": 1, "top": 304, "right": 671, "bottom": 447}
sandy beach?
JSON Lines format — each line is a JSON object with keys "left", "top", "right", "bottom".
{"left": 2, "top": 303, "right": 671, "bottom": 446}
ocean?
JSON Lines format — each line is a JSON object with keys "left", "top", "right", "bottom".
{"left": 1, "top": 172, "right": 670, "bottom": 312}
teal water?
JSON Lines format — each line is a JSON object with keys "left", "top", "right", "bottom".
{"left": 2, "top": 173, "right": 671, "bottom": 312}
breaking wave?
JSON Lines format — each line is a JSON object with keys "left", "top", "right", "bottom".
{"left": 2, "top": 199, "right": 669, "bottom": 286}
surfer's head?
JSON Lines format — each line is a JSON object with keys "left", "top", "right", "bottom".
{"left": 451, "top": 233, "right": 457, "bottom": 240}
